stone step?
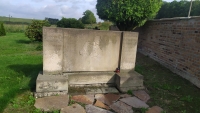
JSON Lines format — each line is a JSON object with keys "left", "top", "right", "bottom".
{"left": 35, "top": 71, "right": 144, "bottom": 97}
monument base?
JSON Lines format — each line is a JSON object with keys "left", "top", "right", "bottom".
{"left": 35, "top": 71, "right": 144, "bottom": 97}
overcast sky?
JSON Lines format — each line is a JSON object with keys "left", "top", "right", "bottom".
{"left": 0, "top": 0, "right": 180, "bottom": 22}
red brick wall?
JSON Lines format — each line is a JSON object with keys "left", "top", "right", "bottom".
{"left": 138, "top": 17, "right": 200, "bottom": 88}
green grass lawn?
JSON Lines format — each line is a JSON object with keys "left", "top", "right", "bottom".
{"left": 0, "top": 32, "right": 200, "bottom": 113}
{"left": 135, "top": 53, "right": 200, "bottom": 113}
{"left": 0, "top": 33, "right": 42, "bottom": 113}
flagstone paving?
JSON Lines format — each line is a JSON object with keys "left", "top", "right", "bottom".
{"left": 34, "top": 90, "right": 163, "bottom": 113}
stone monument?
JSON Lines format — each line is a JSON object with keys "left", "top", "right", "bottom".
{"left": 35, "top": 27, "right": 144, "bottom": 97}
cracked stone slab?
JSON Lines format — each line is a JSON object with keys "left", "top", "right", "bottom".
{"left": 146, "top": 106, "right": 163, "bottom": 113}
{"left": 120, "top": 97, "right": 149, "bottom": 108}
{"left": 109, "top": 101, "right": 133, "bottom": 113}
{"left": 71, "top": 95, "right": 94, "bottom": 104}
{"left": 95, "top": 94, "right": 120, "bottom": 105}
{"left": 34, "top": 95, "right": 69, "bottom": 111}
{"left": 133, "top": 90, "right": 150, "bottom": 102}
{"left": 60, "top": 103, "right": 86, "bottom": 113}
{"left": 85, "top": 104, "right": 113, "bottom": 113}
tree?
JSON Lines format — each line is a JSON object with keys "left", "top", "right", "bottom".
{"left": 96, "top": 0, "right": 162, "bottom": 31}
{"left": 0, "top": 22, "right": 6, "bottom": 36}
{"left": 25, "top": 20, "right": 50, "bottom": 41}
{"left": 81, "top": 10, "right": 96, "bottom": 24}
{"left": 156, "top": 0, "right": 200, "bottom": 19}
{"left": 57, "top": 17, "right": 84, "bottom": 29}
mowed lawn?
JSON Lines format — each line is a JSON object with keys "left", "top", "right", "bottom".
{"left": 0, "top": 33, "right": 42, "bottom": 112}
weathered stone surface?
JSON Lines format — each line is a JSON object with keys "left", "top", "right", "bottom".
{"left": 119, "top": 86, "right": 145, "bottom": 93}
{"left": 94, "top": 100, "right": 110, "bottom": 110}
{"left": 146, "top": 106, "right": 163, "bottom": 113}
{"left": 60, "top": 103, "right": 86, "bottom": 113}
{"left": 95, "top": 94, "right": 120, "bottom": 105}
{"left": 34, "top": 95, "right": 69, "bottom": 111}
{"left": 85, "top": 87, "right": 118, "bottom": 94}
{"left": 120, "top": 94, "right": 132, "bottom": 98}
{"left": 36, "top": 72, "right": 68, "bottom": 93}
{"left": 133, "top": 90, "right": 150, "bottom": 102}
{"left": 43, "top": 27, "right": 63, "bottom": 74}
{"left": 85, "top": 104, "right": 114, "bottom": 113}
{"left": 68, "top": 72, "right": 116, "bottom": 85}
{"left": 63, "top": 28, "right": 121, "bottom": 72}
{"left": 34, "top": 91, "right": 68, "bottom": 98}
{"left": 120, "top": 32, "right": 138, "bottom": 72}
{"left": 115, "top": 71, "right": 144, "bottom": 92}
{"left": 71, "top": 95, "right": 94, "bottom": 104}
{"left": 120, "top": 97, "right": 149, "bottom": 108}
{"left": 109, "top": 101, "right": 133, "bottom": 113}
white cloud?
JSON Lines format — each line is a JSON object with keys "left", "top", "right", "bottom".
{"left": 0, "top": 0, "right": 101, "bottom": 22}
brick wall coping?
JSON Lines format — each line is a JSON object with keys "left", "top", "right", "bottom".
{"left": 149, "top": 16, "right": 200, "bottom": 22}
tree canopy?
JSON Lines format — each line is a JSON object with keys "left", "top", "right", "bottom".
{"left": 96, "top": 0, "right": 162, "bottom": 31}
{"left": 81, "top": 10, "right": 96, "bottom": 24}
{"left": 57, "top": 17, "right": 84, "bottom": 29}
{"left": 156, "top": 0, "right": 200, "bottom": 19}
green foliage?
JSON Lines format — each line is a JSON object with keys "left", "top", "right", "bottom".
{"left": 0, "top": 22, "right": 6, "bottom": 36}
{"left": 127, "top": 90, "right": 133, "bottom": 95}
{"left": 98, "top": 21, "right": 113, "bottom": 30}
{"left": 25, "top": 20, "right": 50, "bottom": 41}
{"left": 35, "top": 43, "right": 43, "bottom": 51}
{"left": 156, "top": 0, "right": 200, "bottom": 19}
{"left": 96, "top": 0, "right": 162, "bottom": 31}
{"left": 180, "top": 95, "right": 193, "bottom": 103}
{"left": 81, "top": 10, "right": 96, "bottom": 24}
{"left": 57, "top": 17, "right": 84, "bottom": 29}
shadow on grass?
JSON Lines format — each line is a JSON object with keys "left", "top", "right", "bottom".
{"left": 16, "top": 39, "right": 31, "bottom": 44}
{"left": 135, "top": 52, "right": 200, "bottom": 112}
{"left": 0, "top": 64, "right": 42, "bottom": 112}
{"left": 8, "top": 64, "right": 42, "bottom": 91}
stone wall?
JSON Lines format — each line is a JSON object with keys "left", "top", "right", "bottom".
{"left": 138, "top": 17, "right": 200, "bottom": 88}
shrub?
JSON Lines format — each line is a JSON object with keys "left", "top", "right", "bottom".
{"left": 0, "top": 22, "right": 6, "bottom": 36}
{"left": 25, "top": 20, "right": 50, "bottom": 41}
{"left": 57, "top": 18, "right": 84, "bottom": 29}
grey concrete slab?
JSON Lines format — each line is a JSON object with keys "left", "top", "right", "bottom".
{"left": 63, "top": 29, "right": 121, "bottom": 72}
{"left": 120, "top": 97, "right": 149, "bottom": 108}
{"left": 43, "top": 27, "right": 63, "bottom": 74}
{"left": 85, "top": 104, "right": 114, "bottom": 113}
{"left": 120, "top": 32, "right": 138, "bottom": 72}
{"left": 36, "top": 72, "right": 68, "bottom": 93}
